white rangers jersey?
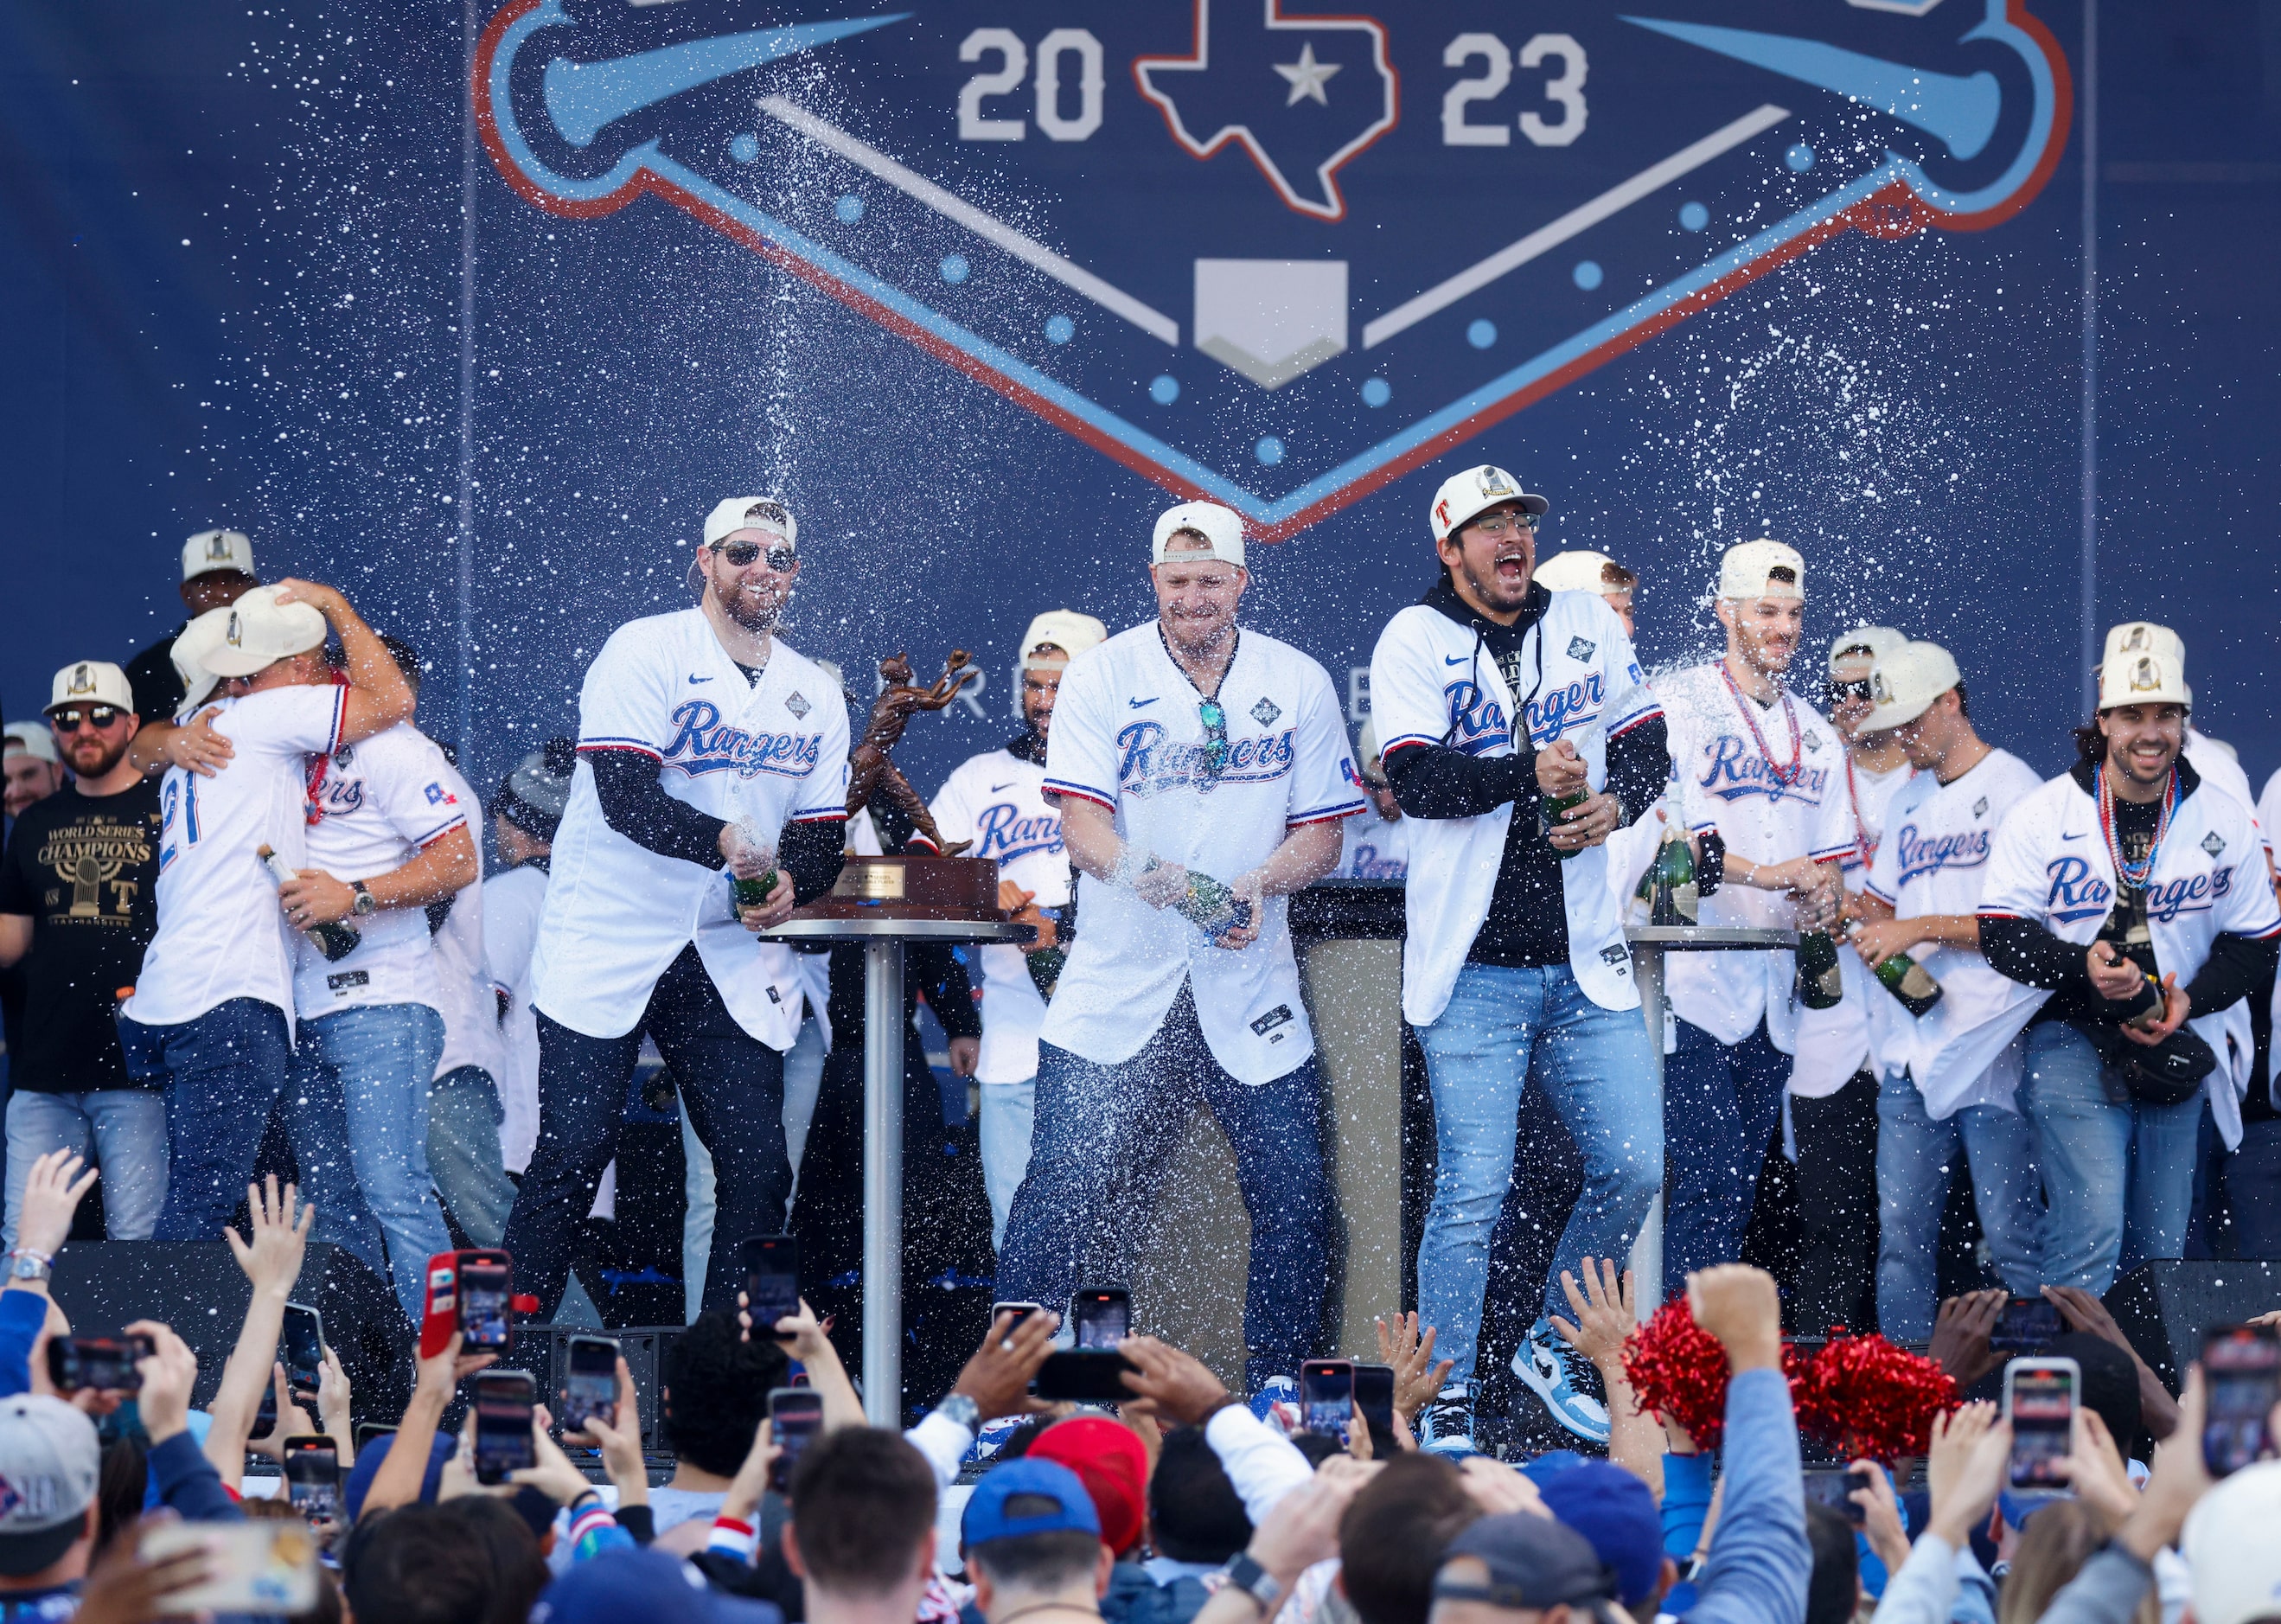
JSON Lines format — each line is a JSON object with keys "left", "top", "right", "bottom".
{"left": 482, "top": 861, "right": 546, "bottom": 1174}
{"left": 529, "top": 610, "right": 850, "bottom": 1049}
{"left": 1791, "top": 755, "right": 1912, "bottom": 1099}
{"left": 1369, "top": 589, "right": 1662, "bottom": 1026}
{"left": 1332, "top": 810, "right": 1409, "bottom": 881}
{"left": 1972, "top": 767, "right": 2281, "bottom": 1146}
{"left": 126, "top": 684, "right": 346, "bottom": 1034}
{"left": 1040, "top": 623, "right": 1364, "bottom": 1084}
{"left": 293, "top": 723, "right": 468, "bottom": 1018}
{"left": 427, "top": 758, "right": 504, "bottom": 1086}
{"left": 930, "top": 746, "right": 1067, "bottom": 1085}
{"left": 1859, "top": 748, "right": 2042, "bottom": 1116}
{"left": 1660, "top": 662, "right": 1854, "bottom": 1053}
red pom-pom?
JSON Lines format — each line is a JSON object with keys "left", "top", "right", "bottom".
{"left": 1794, "top": 1331, "right": 1958, "bottom": 1461}
{"left": 1622, "top": 1300, "right": 1735, "bottom": 1448}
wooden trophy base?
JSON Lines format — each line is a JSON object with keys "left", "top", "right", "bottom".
{"left": 797, "top": 854, "right": 1007, "bottom": 923}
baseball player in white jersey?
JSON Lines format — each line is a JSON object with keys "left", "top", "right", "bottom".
{"left": 1784, "top": 626, "right": 1913, "bottom": 1336}
{"left": 1658, "top": 540, "right": 1853, "bottom": 1297}
{"left": 1369, "top": 464, "right": 1667, "bottom": 1447}
{"left": 1977, "top": 627, "right": 2280, "bottom": 1294}
{"left": 926, "top": 608, "right": 1107, "bottom": 1250}
{"left": 423, "top": 742, "right": 514, "bottom": 1250}
{"left": 501, "top": 497, "right": 850, "bottom": 1317}
{"left": 481, "top": 743, "right": 576, "bottom": 1192}
{"left": 998, "top": 502, "right": 1364, "bottom": 1391}
{"left": 1530, "top": 547, "right": 1639, "bottom": 639}
{"left": 118, "top": 582, "right": 416, "bottom": 1243}
{"left": 1840, "top": 641, "right": 2047, "bottom": 1339}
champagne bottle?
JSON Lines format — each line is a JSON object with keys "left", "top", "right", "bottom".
{"left": 1175, "top": 872, "right": 1250, "bottom": 938}
{"left": 257, "top": 843, "right": 361, "bottom": 962}
{"left": 1024, "top": 904, "right": 1068, "bottom": 999}
{"left": 1848, "top": 924, "right": 1944, "bottom": 1017}
{"left": 730, "top": 818, "right": 778, "bottom": 911}
{"left": 1648, "top": 823, "right": 1699, "bottom": 927}
{"left": 1794, "top": 928, "right": 1844, "bottom": 1010}
{"left": 1541, "top": 789, "right": 1591, "bottom": 861}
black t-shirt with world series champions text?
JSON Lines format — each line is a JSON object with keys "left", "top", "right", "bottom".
{"left": 0, "top": 779, "right": 164, "bottom": 1091}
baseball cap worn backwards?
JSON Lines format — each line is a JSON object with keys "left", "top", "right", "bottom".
{"left": 1718, "top": 539, "right": 1804, "bottom": 600}
{"left": 47, "top": 662, "right": 134, "bottom": 715}
{"left": 196, "top": 585, "right": 329, "bottom": 681}
{"left": 1152, "top": 501, "right": 1246, "bottom": 568}
{"left": 1532, "top": 549, "right": 1632, "bottom": 596}
{"left": 1864, "top": 641, "right": 1963, "bottom": 732}
{"left": 1020, "top": 610, "right": 1109, "bottom": 667}
{"left": 1828, "top": 625, "right": 1906, "bottom": 673}
{"left": 962, "top": 1458, "right": 1102, "bottom": 1549}
{"left": 1, "top": 726, "right": 58, "bottom": 766}
{"left": 703, "top": 496, "right": 796, "bottom": 550}
{"left": 1430, "top": 464, "right": 1549, "bottom": 543}
{"left": 1026, "top": 1416, "right": 1147, "bottom": 1555}
{"left": 0, "top": 1397, "right": 99, "bottom": 1578}
{"left": 181, "top": 527, "right": 253, "bottom": 583}
{"left": 1437, "top": 1512, "right": 1623, "bottom": 1621}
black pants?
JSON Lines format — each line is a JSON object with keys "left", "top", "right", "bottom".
{"left": 501, "top": 944, "right": 790, "bottom": 1320}
{"left": 1790, "top": 1069, "right": 1881, "bottom": 1336}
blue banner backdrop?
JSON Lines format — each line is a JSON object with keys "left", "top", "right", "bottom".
{"left": 3, "top": 2, "right": 2278, "bottom": 809}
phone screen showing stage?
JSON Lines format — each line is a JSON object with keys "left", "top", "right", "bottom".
{"left": 283, "top": 1305, "right": 323, "bottom": 1400}
{"left": 474, "top": 1374, "right": 535, "bottom": 1484}
{"left": 284, "top": 1441, "right": 339, "bottom": 1522}
{"left": 2008, "top": 1366, "right": 2075, "bottom": 1489}
{"left": 1990, "top": 1298, "right": 2061, "bottom": 1353}
{"left": 1071, "top": 1289, "right": 1128, "bottom": 1351}
{"left": 1300, "top": 1361, "right": 1353, "bottom": 1439}
{"left": 562, "top": 1337, "right": 619, "bottom": 1432}
{"left": 459, "top": 1262, "right": 511, "bottom": 1350}
{"left": 769, "top": 1389, "right": 823, "bottom": 1493}
{"left": 742, "top": 1236, "right": 800, "bottom": 1338}
{"left": 2201, "top": 1326, "right": 2279, "bottom": 1477}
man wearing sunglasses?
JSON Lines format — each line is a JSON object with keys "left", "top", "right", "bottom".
{"left": 0, "top": 663, "right": 169, "bottom": 1247}
{"left": 1368, "top": 463, "right": 1668, "bottom": 1449}
{"left": 502, "top": 495, "right": 850, "bottom": 1320}
{"left": 1000, "top": 501, "right": 1366, "bottom": 1394}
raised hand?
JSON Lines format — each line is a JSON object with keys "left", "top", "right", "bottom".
{"left": 224, "top": 1176, "right": 312, "bottom": 1300}
{"left": 12, "top": 1150, "right": 99, "bottom": 1265}
{"left": 949, "top": 1308, "right": 1060, "bottom": 1423}
{"left": 1374, "top": 1311, "right": 1454, "bottom": 1434}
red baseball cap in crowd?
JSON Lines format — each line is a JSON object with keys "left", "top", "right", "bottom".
{"left": 1026, "top": 1416, "right": 1147, "bottom": 1556}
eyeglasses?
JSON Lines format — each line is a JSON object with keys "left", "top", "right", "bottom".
{"left": 48, "top": 707, "right": 125, "bottom": 732}
{"left": 1466, "top": 514, "right": 1537, "bottom": 538}
{"left": 711, "top": 540, "right": 798, "bottom": 572}
{"left": 1197, "top": 698, "right": 1230, "bottom": 778}
{"left": 1824, "top": 678, "right": 1873, "bottom": 705}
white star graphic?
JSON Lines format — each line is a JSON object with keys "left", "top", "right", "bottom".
{"left": 1273, "top": 42, "right": 1343, "bottom": 107}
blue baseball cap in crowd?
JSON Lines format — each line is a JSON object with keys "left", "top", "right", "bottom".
{"left": 1538, "top": 1461, "right": 1666, "bottom": 1606}
{"left": 531, "top": 1548, "right": 779, "bottom": 1624}
{"left": 343, "top": 1429, "right": 453, "bottom": 1521}
{"left": 962, "top": 1458, "right": 1101, "bottom": 1549}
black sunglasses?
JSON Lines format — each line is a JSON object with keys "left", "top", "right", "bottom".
{"left": 712, "top": 540, "right": 797, "bottom": 572}
{"left": 48, "top": 707, "right": 125, "bottom": 732}
{"left": 1197, "top": 698, "right": 1230, "bottom": 777}
{"left": 1824, "top": 678, "right": 1873, "bottom": 705}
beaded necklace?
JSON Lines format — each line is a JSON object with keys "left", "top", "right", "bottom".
{"left": 1719, "top": 662, "right": 1805, "bottom": 787}
{"left": 2094, "top": 762, "right": 2178, "bottom": 890}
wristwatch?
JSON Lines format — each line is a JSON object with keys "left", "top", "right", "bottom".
{"left": 350, "top": 880, "right": 377, "bottom": 917}
{"left": 1224, "top": 1553, "right": 1281, "bottom": 1614}
{"left": 936, "top": 1392, "right": 980, "bottom": 1432}
{"left": 9, "top": 1251, "right": 52, "bottom": 1284}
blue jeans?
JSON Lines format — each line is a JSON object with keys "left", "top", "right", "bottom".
{"left": 427, "top": 1065, "right": 514, "bottom": 1249}
{"left": 3, "top": 1090, "right": 170, "bottom": 1248}
{"left": 1875, "top": 1070, "right": 2046, "bottom": 1340}
{"left": 1664, "top": 1017, "right": 1791, "bottom": 1298}
{"left": 1414, "top": 962, "right": 1660, "bottom": 1388}
{"left": 2020, "top": 1020, "right": 2203, "bottom": 1295}
{"left": 290, "top": 1004, "right": 453, "bottom": 1324}
{"left": 979, "top": 1077, "right": 1037, "bottom": 1253}
{"left": 999, "top": 983, "right": 1334, "bottom": 1389}
{"left": 124, "top": 998, "right": 294, "bottom": 1241}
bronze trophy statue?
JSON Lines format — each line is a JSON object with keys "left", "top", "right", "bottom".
{"left": 846, "top": 651, "right": 977, "bottom": 854}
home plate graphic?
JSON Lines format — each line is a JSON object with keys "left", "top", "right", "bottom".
{"left": 476, "top": 0, "right": 2070, "bottom": 540}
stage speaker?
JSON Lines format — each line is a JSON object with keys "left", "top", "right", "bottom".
{"left": 49, "top": 1242, "right": 413, "bottom": 1424}
{"left": 2103, "top": 1258, "right": 2281, "bottom": 1392}
{"left": 504, "top": 1325, "right": 684, "bottom": 1455}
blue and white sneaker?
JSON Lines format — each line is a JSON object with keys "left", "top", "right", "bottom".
{"left": 1248, "top": 1376, "right": 1300, "bottom": 1434}
{"left": 1417, "top": 1385, "right": 1475, "bottom": 1455}
{"left": 1512, "top": 1317, "right": 1610, "bottom": 1444}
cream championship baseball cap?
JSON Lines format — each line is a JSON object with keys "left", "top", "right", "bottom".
{"left": 0, "top": 1396, "right": 99, "bottom": 1576}
{"left": 1719, "top": 539, "right": 1805, "bottom": 600}
{"left": 2181, "top": 1461, "right": 2281, "bottom": 1624}
{"left": 195, "top": 585, "right": 329, "bottom": 681}
{"left": 170, "top": 607, "right": 232, "bottom": 713}
{"left": 2097, "top": 620, "right": 2193, "bottom": 706}
{"left": 2098, "top": 642, "right": 2191, "bottom": 710}
{"left": 1429, "top": 464, "right": 1549, "bottom": 543}
{"left": 47, "top": 661, "right": 134, "bottom": 714}
{"left": 703, "top": 496, "right": 797, "bottom": 550}
{"left": 1864, "top": 640, "right": 1961, "bottom": 731}
{"left": 1, "top": 725, "right": 59, "bottom": 766}
{"left": 1019, "top": 610, "right": 1108, "bottom": 666}
{"left": 1152, "top": 501, "right": 1246, "bottom": 568}
{"left": 1533, "top": 549, "right": 1633, "bottom": 596}
{"left": 1828, "top": 625, "right": 1906, "bottom": 673}
{"left": 181, "top": 528, "right": 254, "bottom": 583}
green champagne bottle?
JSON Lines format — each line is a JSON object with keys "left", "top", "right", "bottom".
{"left": 1794, "top": 928, "right": 1845, "bottom": 1010}
{"left": 257, "top": 843, "right": 361, "bottom": 962}
{"left": 1862, "top": 934, "right": 1944, "bottom": 1017}
{"left": 732, "top": 868, "right": 779, "bottom": 911}
{"left": 1648, "top": 825, "right": 1699, "bottom": 927}
{"left": 1542, "top": 789, "right": 1591, "bottom": 861}
{"left": 1175, "top": 872, "right": 1250, "bottom": 937}
{"left": 1025, "top": 945, "right": 1065, "bottom": 1000}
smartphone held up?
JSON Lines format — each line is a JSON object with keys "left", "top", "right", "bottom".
{"left": 2004, "top": 1357, "right": 2079, "bottom": 1492}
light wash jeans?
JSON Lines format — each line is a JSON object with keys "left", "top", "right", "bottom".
{"left": 3, "top": 1090, "right": 170, "bottom": 1248}
{"left": 2020, "top": 1020, "right": 2203, "bottom": 1295}
{"left": 426, "top": 1065, "right": 514, "bottom": 1248}
{"left": 1875, "top": 1069, "right": 2046, "bottom": 1340}
{"left": 1414, "top": 962, "right": 1662, "bottom": 1388}
{"left": 979, "top": 1076, "right": 1037, "bottom": 1253}
{"left": 290, "top": 1003, "right": 453, "bottom": 1324}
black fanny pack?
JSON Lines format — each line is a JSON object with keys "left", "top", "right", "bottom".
{"left": 2082, "top": 1017, "right": 2219, "bottom": 1107}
